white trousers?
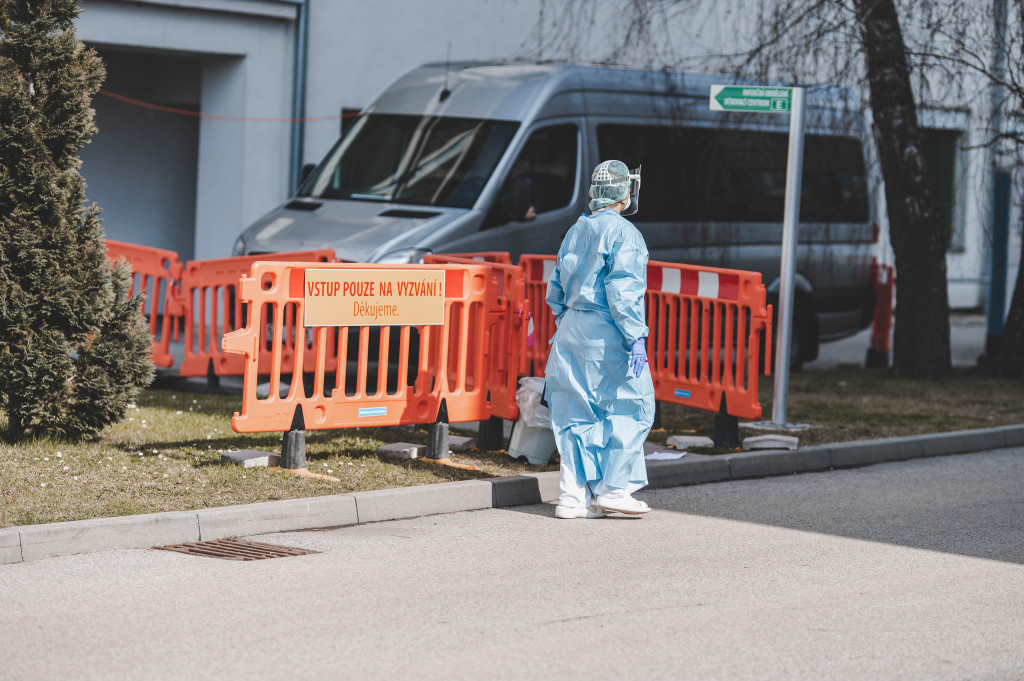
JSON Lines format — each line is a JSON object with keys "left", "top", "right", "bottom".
{"left": 559, "top": 460, "right": 644, "bottom": 507}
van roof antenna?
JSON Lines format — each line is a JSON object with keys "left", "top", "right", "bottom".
{"left": 439, "top": 42, "right": 452, "bottom": 102}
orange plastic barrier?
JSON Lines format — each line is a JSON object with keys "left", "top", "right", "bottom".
{"left": 177, "top": 250, "right": 334, "bottom": 378}
{"left": 424, "top": 253, "right": 527, "bottom": 420}
{"left": 442, "top": 252, "right": 513, "bottom": 265}
{"left": 222, "top": 261, "right": 497, "bottom": 433}
{"left": 519, "top": 254, "right": 558, "bottom": 377}
{"left": 646, "top": 261, "right": 772, "bottom": 420}
{"left": 105, "top": 239, "right": 184, "bottom": 368}
{"left": 519, "top": 254, "right": 771, "bottom": 420}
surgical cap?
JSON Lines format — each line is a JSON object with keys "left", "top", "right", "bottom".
{"left": 589, "top": 160, "right": 631, "bottom": 211}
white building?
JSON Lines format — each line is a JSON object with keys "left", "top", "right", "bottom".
{"left": 76, "top": 0, "right": 1020, "bottom": 315}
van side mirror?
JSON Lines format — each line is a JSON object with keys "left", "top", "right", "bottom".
{"left": 300, "top": 163, "right": 316, "bottom": 182}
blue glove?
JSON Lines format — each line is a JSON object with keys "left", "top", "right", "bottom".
{"left": 629, "top": 338, "right": 647, "bottom": 378}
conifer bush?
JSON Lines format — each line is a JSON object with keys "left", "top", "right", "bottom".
{"left": 0, "top": 0, "right": 153, "bottom": 440}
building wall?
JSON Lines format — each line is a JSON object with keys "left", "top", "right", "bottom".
{"left": 77, "top": 0, "right": 299, "bottom": 259}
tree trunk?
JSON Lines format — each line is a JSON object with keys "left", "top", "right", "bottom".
{"left": 990, "top": 0, "right": 1024, "bottom": 377}
{"left": 992, "top": 234, "right": 1024, "bottom": 376}
{"left": 853, "top": 0, "right": 952, "bottom": 379}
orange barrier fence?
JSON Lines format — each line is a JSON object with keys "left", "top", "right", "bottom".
{"left": 646, "top": 261, "right": 772, "bottom": 421}
{"left": 222, "top": 261, "right": 498, "bottom": 433}
{"left": 177, "top": 250, "right": 335, "bottom": 378}
{"left": 867, "top": 263, "right": 895, "bottom": 368}
{"left": 424, "top": 254, "right": 527, "bottom": 421}
{"left": 108, "top": 238, "right": 770, "bottom": 423}
{"left": 442, "top": 252, "right": 514, "bottom": 265}
{"left": 105, "top": 240, "right": 184, "bottom": 368}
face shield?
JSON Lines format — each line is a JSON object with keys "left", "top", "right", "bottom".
{"left": 619, "top": 165, "right": 642, "bottom": 217}
{"left": 589, "top": 160, "right": 642, "bottom": 214}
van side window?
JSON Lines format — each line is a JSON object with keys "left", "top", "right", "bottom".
{"left": 483, "top": 124, "right": 577, "bottom": 229}
{"left": 597, "top": 124, "right": 869, "bottom": 223}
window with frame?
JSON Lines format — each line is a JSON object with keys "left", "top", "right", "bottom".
{"left": 597, "top": 123, "right": 870, "bottom": 224}
{"left": 920, "top": 127, "right": 964, "bottom": 251}
{"left": 484, "top": 123, "right": 578, "bottom": 228}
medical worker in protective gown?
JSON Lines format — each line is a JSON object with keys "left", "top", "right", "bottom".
{"left": 546, "top": 160, "right": 655, "bottom": 518}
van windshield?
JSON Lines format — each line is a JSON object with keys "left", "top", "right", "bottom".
{"left": 299, "top": 114, "right": 519, "bottom": 208}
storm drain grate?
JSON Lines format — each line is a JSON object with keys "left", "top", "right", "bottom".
{"left": 154, "top": 538, "right": 318, "bottom": 561}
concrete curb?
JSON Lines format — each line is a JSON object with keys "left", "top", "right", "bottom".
{"left": 18, "top": 511, "right": 200, "bottom": 563}
{"left": 2, "top": 424, "right": 1022, "bottom": 565}
{"left": 351, "top": 480, "right": 494, "bottom": 524}
{"left": 646, "top": 456, "right": 731, "bottom": 487}
{"left": 724, "top": 446, "right": 832, "bottom": 479}
{"left": 195, "top": 497, "right": 359, "bottom": 541}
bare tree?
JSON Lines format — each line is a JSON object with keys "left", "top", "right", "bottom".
{"left": 990, "top": 0, "right": 1024, "bottom": 376}
{"left": 853, "top": 0, "right": 951, "bottom": 378}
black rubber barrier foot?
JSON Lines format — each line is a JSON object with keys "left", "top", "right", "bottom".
{"left": 713, "top": 414, "right": 739, "bottom": 449}
{"left": 427, "top": 422, "right": 449, "bottom": 461}
{"left": 281, "top": 406, "right": 306, "bottom": 470}
{"left": 201, "top": 360, "right": 225, "bottom": 395}
{"left": 865, "top": 347, "right": 889, "bottom": 369}
{"left": 477, "top": 416, "right": 505, "bottom": 451}
{"left": 281, "top": 431, "right": 306, "bottom": 469}
{"left": 426, "top": 400, "right": 450, "bottom": 461}
{"left": 712, "top": 395, "right": 739, "bottom": 449}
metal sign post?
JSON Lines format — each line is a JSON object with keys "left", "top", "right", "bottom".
{"left": 772, "top": 87, "right": 806, "bottom": 427}
{"left": 710, "top": 85, "right": 807, "bottom": 428}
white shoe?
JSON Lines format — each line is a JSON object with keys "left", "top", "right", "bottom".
{"left": 596, "top": 495, "right": 650, "bottom": 515}
{"left": 555, "top": 504, "right": 607, "bottom": 519}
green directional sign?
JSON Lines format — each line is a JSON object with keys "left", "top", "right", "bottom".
{"left": 710, "top": 85, "right": 791, "bottom": 113}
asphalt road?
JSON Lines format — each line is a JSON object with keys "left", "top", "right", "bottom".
{"left": 1, "top": 447, "right": 1021, "bottom": 680}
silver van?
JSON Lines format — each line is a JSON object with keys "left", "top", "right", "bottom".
{"left": 233, "top": 62, "right": 879, "bottom": 368}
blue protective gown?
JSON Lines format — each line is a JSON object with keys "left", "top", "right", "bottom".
{"left": 545, "top": 209, "right": 655, "bottom": 496}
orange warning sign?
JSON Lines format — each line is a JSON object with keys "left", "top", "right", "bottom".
{"left": 303, "top": 269, "right": 446, "bottom": 326}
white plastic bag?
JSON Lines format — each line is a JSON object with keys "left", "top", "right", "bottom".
{"left": 509, "top": 377, "right": 557, "bottom": 465}
{"left": 515, "top": 376, "right": 551, "bottom": 428}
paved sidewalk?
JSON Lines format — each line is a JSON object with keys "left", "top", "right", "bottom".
{"left": 3, "top": 424, "right": 1022, "bottom": 565}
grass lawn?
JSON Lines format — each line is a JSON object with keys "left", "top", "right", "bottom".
{"left": 661, "top": 367, "right": 1024, "bottom": 448}
{"left": 1, "top": 367, "right": 1021, "bottom": 528}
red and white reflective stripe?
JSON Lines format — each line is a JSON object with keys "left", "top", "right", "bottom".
{"left": 647, "top": 265, "right": 740, "bottom": 301}
{"left": 527, "top": 258, "right": 558, "bottom": 283}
